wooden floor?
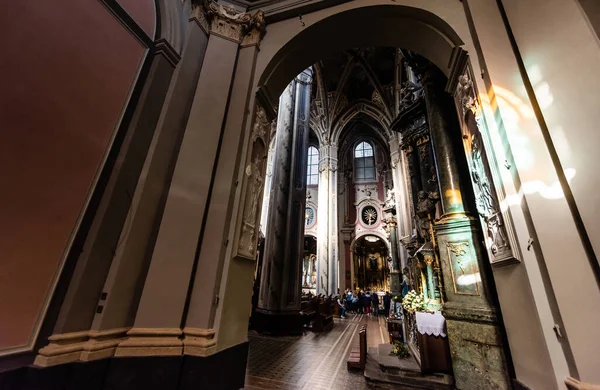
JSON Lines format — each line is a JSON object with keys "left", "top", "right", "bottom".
{"left": 244, "top": 314, "right": 412, "bottom": 390}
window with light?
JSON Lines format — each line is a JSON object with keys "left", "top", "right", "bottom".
{"left": 354, "top": 141, "right": 375, "bottom": 181}
{"left": 307, "top": 146, "right": 319, "bottom": 186}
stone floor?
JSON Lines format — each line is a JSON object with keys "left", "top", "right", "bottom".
{"left": 244, "top": 314, "right": 413, "bottom": 390}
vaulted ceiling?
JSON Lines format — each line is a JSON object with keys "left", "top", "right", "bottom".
{"left": 309, "top": 47, "right": 402, "bottom": 147}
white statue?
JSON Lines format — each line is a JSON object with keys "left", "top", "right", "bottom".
{"left": 385, "top": 188, "right": 395, "bottom": 208}
{"left": 244, "top": 156, "right": 264, "bottom": 224}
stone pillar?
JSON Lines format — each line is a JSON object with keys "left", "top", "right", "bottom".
{"left": 259, "top": 139, "right": 276, "bottom": 236}
{"left": 114, "top": 3, "right": 266, "bottom": 357}
{"left": 422, "top": 65, "right": 510, "bottom": 389}
{"left": 316, "top": 146, "right": 330, "bottom": 295}
{"left": 316, "top": 143, "right": 339, "bottom": 295}
{"left": 327, "top": 146, "right": 339, "bottom": 295}
{"left": 255, "top": 69, "right": 312, "bottom": 334}
{"left": 34, "top": 20, "right": 195, "bottom": 367}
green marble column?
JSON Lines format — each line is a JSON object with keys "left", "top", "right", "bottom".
{"left": 422, "top": 65, "right": 510, "bottom": 390}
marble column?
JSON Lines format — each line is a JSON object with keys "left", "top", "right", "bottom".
{"left": 256, "top": 68, "right": 312, "bottom": 334}
{"left": 422, "top": 65, "right": 510, "bottom": 389}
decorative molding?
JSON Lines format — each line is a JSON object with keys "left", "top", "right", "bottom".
{"left": 182, "top": 327, "right": 217, "bottom": 357}
{"left": 454, "top": 63, "right": 521, "bottom": 267}
{"left": 115, "top": 328, "right": 183, "bottom": 357}
{"left": 34, "top": 328, "right": 130, "bottom": 367}
{"left": 154, "top": 38, "right": 182, "bottom": 68}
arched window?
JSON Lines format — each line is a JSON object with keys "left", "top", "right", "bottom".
{"left": 307, "top": 146, "right": 319, "bottom": 186}
{"left": 355, "top": 141, "right": 375, "bottom": 181}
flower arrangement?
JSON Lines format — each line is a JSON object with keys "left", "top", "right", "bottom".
{"left": 402, "top": 290, "right": 428, "bottom": 313}
{"left": 389, "top": 341, "right": 410, "bottom": 358}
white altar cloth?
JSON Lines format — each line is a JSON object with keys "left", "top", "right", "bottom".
{"left": 415, "top": 311, "right": 446, "bottom": 337}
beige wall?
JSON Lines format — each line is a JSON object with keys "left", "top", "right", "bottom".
{"left": 467, "top": 0, "right": 600, "bottom": 386}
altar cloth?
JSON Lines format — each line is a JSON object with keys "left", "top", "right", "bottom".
{"left": 415, "top": 311, "right": 446, "bottom": 337}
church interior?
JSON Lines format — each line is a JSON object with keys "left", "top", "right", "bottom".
{"left": 1, "top": 1, "right": 600, "bottom": 390}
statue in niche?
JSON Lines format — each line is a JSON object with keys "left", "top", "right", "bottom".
{"left": 244, "top": 155, "right": 264, "bottom": 224}
{"left": 302, "top": 256, "right": 310, "bottom": 287}
{"left": 457, "top": 73, "right": 477, "bottom": 115}
{"left": 400, "top": 80, "right": 423, "bottom": 108}
{"left": 414, "top": 190, "right": 438, "bottom": 241}
{"left": 310, "top": 255, "right": 317, "bottom": 287}
{"left": 385, "top": 189, "right": 395, "bottom": 208}
{"left": 487, "top": 213, "right": 508, "bottom": 255}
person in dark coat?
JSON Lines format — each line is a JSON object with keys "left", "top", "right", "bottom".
{"left": 383, "top": 291, "right": 391, "bottom": 317}
{"left": 371, "top": 292, "right": 379, "bottom": 315}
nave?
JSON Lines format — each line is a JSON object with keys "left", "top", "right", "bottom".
{"left": 245, "top": 315, "right": 409, "bottom": 390}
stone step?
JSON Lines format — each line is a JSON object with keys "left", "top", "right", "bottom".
{"left": 364, "top": 347, "right": 454, "bottom": 390}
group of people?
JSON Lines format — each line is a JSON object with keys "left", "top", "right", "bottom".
{"left": 337, "top": 289, "right": 392, "bottom": 319}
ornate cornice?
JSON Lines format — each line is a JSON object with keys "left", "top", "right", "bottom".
{"left": 190, "top": 0, "right": 266, "bottom": 45}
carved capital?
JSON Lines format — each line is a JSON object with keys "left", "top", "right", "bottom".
{"left": 190, "top": 1, "right": 266, "bottom": 44}
{"left": 455, "top": 67, "right": 480, "bottom": 118}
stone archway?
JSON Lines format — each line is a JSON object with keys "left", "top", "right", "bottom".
{"left": 248, "top": 5, "right": 512, "bottom": 388}
{"left": 256, "top": 4, "right": 469, "bottom": 109}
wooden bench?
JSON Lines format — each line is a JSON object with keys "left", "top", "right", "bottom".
{"left": 300, "top": 299, "right": 316, "bottom": 328}
{"left": 312, "top": 298, "right": 334, "bottom": 332}
{"left": 347, "top": 325, "right": 367, "bottom": 371}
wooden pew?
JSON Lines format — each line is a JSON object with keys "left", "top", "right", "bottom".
{"left": 300, "top": 298, "right": 316, "bottom": 328}
{"left": 347, "top": 325, "right": 367, "bottom": 370}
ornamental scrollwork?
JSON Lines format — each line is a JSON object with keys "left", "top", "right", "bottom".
{"left": 447, "top": 242, "right": 469, "bottom": 257}
{"left": 190, "top": 0, "right": 266, "bottom": 45}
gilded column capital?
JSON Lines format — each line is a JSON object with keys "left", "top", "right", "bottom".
{"left": 190, "top": 1, "right": 266, "bottom": 45}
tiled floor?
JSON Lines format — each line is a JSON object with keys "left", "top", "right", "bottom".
{"left": 244, "top": 314, "right": 410, "bottom": 390}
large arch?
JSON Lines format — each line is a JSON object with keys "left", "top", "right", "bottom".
{"left": 256, "top": 3, "right": 467, "bottom": 108}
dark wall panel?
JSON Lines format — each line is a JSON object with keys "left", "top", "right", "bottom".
{"left": 0, "top": 0, "right": 147, "bottom": 353}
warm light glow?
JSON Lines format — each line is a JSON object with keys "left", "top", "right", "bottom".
{"left": 500, "top": 168, "right": 577, "bottom": 210}
{"left": 456, "top": 272, "right": 481, "bottom": 287}
{"left": 365, "top": 235, "right": 380, "bottom": 242}
{"left": 444, "top": 189, "right": 463, "bottom": 206}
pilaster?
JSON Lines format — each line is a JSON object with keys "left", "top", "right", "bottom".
{"left": 112, "top": 1, "right": 266, "bottom": 357}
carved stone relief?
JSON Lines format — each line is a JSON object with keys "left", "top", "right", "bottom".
{"left": 190, "top": 0, "right": 265, "bottom": 45}
{"left": 455, "top": 66, "right": 520, "bottom": 266}
{"left": 237, "top": 106, "right": 270, "bottom": 259}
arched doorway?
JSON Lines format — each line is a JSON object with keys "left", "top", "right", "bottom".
{"left": 351, "top": 234, "right": 390, "bottom": 292}
{"left": 246, "top": 6, "right": 512, "bottom": 388}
